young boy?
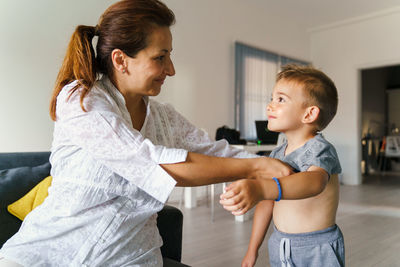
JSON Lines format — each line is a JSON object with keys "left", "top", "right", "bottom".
{"left": 220, "top": 64, "right": 344, "bottom": 267}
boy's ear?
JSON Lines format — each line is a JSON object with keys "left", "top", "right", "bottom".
{"left": 302, "top": 106, "right": 320, "bottom": 124}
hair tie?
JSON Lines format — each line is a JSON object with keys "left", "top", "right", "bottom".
{"left": 94, "top": 25, "right": 100, "bottom": 36}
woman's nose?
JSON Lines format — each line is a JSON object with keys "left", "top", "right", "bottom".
{"left": 165, "top": 57, "right": 175, "bottom": 76}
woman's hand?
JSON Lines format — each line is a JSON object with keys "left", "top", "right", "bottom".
{"left": 249, "top": 157, "right": 293, "bottom": 180}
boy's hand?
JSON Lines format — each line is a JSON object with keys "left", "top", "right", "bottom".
{"left": 219, "top": 179, "right": 264, "bottom": 215}
{"left": 242, "top": 250, "right": 258, "bottom": 267}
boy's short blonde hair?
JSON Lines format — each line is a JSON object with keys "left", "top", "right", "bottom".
{"left": 277, "top": 64, "right": 338, "bottom": 131}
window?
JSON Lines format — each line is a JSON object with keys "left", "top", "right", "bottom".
{"left": 234, "top": 42, "right": 309, "bottom": 140}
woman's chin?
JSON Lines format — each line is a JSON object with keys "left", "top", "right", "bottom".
{"left": 151, "top": 91, "right": 161, "bottom": 97}
{"left": 146, "top": 88, "right": 161, "bottom": 96}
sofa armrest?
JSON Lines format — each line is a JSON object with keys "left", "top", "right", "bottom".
{"left": 157, "top": 205, "right": 183, "bottom": 262}
{"left": 0, "top": 152, "right": 50, "bottom": 170}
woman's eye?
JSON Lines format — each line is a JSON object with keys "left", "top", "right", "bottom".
{"left": 155, "top": 56, "right": 165, "bottom": 61}
{"left": 278, "top": 97, "right": 285, "bottom": 102}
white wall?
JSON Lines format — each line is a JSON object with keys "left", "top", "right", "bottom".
{"left": 310, "top": 8, "right": 400, "bottom": 185}
{"left": 0, "top": 0, "right": 310, "bottom": 153}
{"left": 158, "top": 0, "right": 310, "bottom": 138}
{"left": 0, "top": 0, "right": 115, "bottom": 152}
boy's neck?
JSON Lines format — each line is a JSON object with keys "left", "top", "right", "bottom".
{"left": 283, "top": 128, "right": 318, "bottom": 155}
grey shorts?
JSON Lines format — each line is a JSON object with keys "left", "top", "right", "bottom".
{"left": 268, "top": 224, "right": 345, "bottom": 267}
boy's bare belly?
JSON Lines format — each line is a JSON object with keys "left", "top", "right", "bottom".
{"left": 273, "top": 174, "right": 339, "bottom": 234}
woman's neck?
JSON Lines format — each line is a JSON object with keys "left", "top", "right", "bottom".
{"left": 111, "top": 77, "right": 145, "bottom": 114}
{"left": 111, "top": 73, "right": 144, "bottom": 110}
{"left": 123, "top": 93, "right": 144, "bottom": 111}
{"left": 111, "top": 76, "right": 147, "bottom": 131}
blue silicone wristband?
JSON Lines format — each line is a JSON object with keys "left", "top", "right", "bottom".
{"left": 272, "top": 177, "right": 282, "bottom": 201}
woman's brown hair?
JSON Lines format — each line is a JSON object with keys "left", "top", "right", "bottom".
{"left": 49, "top": 0, "right": 175, "bottom": 121}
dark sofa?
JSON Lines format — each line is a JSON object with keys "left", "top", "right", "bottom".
{"left": 0, "top": 152, "right": 189, "bottom": 267}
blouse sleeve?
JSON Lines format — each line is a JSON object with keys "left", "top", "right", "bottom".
{"left": 163, "top": 103, "right": 258, "bottom": 159}
{"left": 55, "top": 85, "right": 187, "bottom": 203}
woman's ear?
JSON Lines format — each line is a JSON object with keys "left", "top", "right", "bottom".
{"left": 111, "top": 49, "right": 127, "bottom": 74}
{"left": 302, "top": 106, "right": 320, "bottom": 124}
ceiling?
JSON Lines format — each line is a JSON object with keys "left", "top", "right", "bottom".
{"left": 254, "top": 0, "right": 400, "bottom": 29}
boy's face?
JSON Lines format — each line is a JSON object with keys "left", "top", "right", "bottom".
{"left": 266, "top": 79, "right": 309, "bottom": 133}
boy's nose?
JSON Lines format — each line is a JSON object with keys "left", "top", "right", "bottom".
{"left": 266, "top": 102, "right": 273, "bottom": 112}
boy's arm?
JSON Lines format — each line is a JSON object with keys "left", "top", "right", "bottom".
{"left": 242, "top": 200, "right": 274, "bottom": 267}
{"left": 220, "top": 166, "right": 328, "bottom": 215}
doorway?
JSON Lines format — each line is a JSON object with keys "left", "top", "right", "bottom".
{"left": 361, "top": 64, "right": 400, "bottom": 179}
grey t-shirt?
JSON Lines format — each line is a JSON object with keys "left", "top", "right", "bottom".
{"left": 269, "top": 134, "right": 342, "bottom": 175}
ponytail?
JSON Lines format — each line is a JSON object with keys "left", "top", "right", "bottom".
{"left": 50, "top": 25, "right": 98, "bottom": 121}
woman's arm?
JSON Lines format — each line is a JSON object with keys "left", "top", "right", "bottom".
{"left": 163, "top": 103, "right": 256, "bottom": 159}
{"left": 161, "top": 152, "right": 292, "bottom": 187}
{"left": 56, "top": 88, "right": 291, "bottom": 202}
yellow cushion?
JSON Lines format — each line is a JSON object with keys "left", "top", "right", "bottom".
{"left": 7, "top": 176, "right": 52, "bottom": 221}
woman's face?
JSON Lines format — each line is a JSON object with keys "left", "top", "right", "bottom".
{"left": 123, "top": 26, "right": 175, "bottom": 97}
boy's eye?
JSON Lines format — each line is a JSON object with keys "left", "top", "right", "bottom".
{"left": 278, "top": 97, "right": 285, "bottom": 102}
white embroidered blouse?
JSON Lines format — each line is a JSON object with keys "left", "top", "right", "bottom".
{"left": 0, "top": 76, "right": 255, "bottom": 266}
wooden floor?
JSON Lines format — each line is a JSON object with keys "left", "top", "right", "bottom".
{"left": 168, "top": 174, "right": 400, "bottom": 267}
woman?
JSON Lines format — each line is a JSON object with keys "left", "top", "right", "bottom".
{"left": 0, "top": 0, "right": 290, "bottom": 266}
